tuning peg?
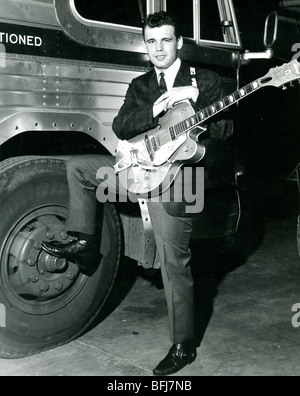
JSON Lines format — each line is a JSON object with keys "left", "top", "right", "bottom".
{"left": 290, "top": 82, "right": 294, "bottom": 87}
{"left": 298, "top": 79, "right": 300, "bottom": 84}
{"left": 282, "top": 85, "right": 287, "bottom": 90}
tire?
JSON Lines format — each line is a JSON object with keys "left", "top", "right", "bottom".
{"left": 0, "top": 157, "right": 122, "bottom": 358}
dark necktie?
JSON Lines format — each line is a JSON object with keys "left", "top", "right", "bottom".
{"left": 159, "top": 72, "right": 167, "bottom": 95}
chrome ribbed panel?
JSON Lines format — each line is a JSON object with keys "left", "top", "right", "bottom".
{"left": 0, "top": 0, "right": 58, "bottom": 29}
{"left": 0, "top": 54, "right": 146, "bottom": 153}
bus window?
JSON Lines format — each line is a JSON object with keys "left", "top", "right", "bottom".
{"left": 201, "top": 0, "right": 223, "bottom": 42}
{"left": 166, "top": 0, "right": 194, "bottom": 39}
{"left": 200, "top": 0, "right": 241, "bottom": 48}
{"left": 74, "top": 0, "right": 144, "bottom": 29}
{"left": 164, "top": 0, "right": 241, "bottom": 48}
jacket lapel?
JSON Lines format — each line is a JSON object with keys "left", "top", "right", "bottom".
{"left": 146, "top": 61, "right": 192, "bottom": 101}
{"left": 148, "top": 70, "right": 161, "bottom": 101}
{"left": 174, "top": 61, "right": 191, "bottom": 87}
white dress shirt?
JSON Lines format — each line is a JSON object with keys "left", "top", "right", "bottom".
{"left": 155, "top": 58, "right": 181, "bottom": 91}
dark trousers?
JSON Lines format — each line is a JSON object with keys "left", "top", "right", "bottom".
{"left": 65, "top": 154, "right": 194, "bottom": 344}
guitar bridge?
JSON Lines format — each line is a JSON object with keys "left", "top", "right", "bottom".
{"left": 130, "top": 148, "right": 140, "bottom": 167}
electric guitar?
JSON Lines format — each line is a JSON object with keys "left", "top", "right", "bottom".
{"left": 114, "top": 59, "right": 300, "bottom": 197}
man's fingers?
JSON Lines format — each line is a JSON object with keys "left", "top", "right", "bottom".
{"left": 154, "top": 97, "right": 166, "bottom": 106}
{"left": 155, "top": 86, "right": 198, "bottom": 109}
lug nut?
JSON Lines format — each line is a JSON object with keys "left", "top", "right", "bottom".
{"left": 40, "top": 283, "right": 49, "bottom": 292}
{"left": 46, "top": 232, "right": 55, "bottom": 240}
{"left": 27, "top": 259, "right": 35, "bottom": 267}
{"left": 67, "top": 271, "right": 76, "bottom": 280}
{"left": 54, "top": 282, "right": 63, "bottom": 291}
{"left": 30, "top": 275, "right": 39, "bottom": 283}
{"left": 60, "top": 231, "right": 69, "bottom": 240}
{"left": 33, "top": 241, "right": 42, "bottom": 250}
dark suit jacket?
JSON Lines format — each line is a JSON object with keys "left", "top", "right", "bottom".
{"left": 113, "top": 60, "right": 232, "bottom": 141}
{"left": 112, "top": 60, "right": 233, "bottom": 216}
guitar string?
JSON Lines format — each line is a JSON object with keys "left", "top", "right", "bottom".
{"left": 151, "top": 62, "right": 298, "bottom": 150}
{"left": 152, "top": 82, "right": 256, "bottom": 149}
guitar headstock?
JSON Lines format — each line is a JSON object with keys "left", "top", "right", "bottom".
{"left": 259, "top": 59, "right": 300, "bottom": 89}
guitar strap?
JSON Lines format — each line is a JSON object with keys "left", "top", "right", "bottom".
{"left": 190, "top": 67, "right": 198, "bottom": 88}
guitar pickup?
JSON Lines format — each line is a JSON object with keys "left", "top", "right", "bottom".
{"left": 151, "top": 136, "right": 158, "bottom": 151}
{"left": 169, "top": 127, "right": 176, "bottom": 140}
{"left": 144, "top": 135, "right": 154, "bottom": 161}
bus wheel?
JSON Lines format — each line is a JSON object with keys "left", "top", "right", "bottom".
{"left": 0, "top": 157, "right": 121, "bottom": 358}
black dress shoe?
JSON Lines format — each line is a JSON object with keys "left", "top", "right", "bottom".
{"left": 41, "top": 239, "right": 101, "bottom": 274}
{"left": 153, "top": 341, "right": 197, "bottom": 376}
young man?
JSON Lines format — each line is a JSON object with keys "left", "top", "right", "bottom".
{"left": 42, "top": 11, "right": 232, "bottom": 376}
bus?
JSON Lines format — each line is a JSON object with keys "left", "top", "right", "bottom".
{"left": 0, "top": 0, "right": 283, "bottom": 358}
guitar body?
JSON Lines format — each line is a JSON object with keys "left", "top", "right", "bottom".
{"left": 114, "top": 59, "right": 300, "bottom": 196}
{"left": 114, "top": 102, "right": 206, "bottom": 196}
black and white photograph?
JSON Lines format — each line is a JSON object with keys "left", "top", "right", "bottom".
{"left": 0, "top": 0, "right": 299, "bottom": 378}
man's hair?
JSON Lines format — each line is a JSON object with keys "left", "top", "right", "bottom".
{"left": 142, "top": 11, "right": 182, "bottom": 39}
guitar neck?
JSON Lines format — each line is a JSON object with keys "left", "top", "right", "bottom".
{"left": 198, "top": 79, "right": 261, "bottom": 122}
{"left": 172, "top": 79, "right": 261, "bottom": 136}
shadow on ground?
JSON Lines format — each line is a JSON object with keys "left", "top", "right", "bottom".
{"left": 88, "top": 174, "right": 299, "bottom": 347}
{"left": 192, "top": 174, "right": 299, "bottom": 347}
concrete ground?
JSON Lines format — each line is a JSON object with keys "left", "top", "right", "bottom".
{"left": 0, "top": 179, "right": 300, "bottom": 377}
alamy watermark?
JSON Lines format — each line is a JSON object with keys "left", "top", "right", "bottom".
{"left": 0, "top": 303, "right": 6, "bottom": 328}
{"left": 96, "top": 166, "right": 205, "bottom": 215}
{"left": 292, "top": 43, "right": 300, "bottom": 61}
{"left": 291, "top": 304, "right": 300, "bottom": 328}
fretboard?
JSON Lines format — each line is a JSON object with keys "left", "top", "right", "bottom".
{"left": 170, "top": 79, "right": 261, "bottom": 138}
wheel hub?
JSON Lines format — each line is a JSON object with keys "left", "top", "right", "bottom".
{"left": 13, "top": 243, "right": 79, "bottom": 300}
{"left": 38, "top": 249, "right": 68, "bottom": 273}
{"left": 3, "top": 206, "right": 81, "bottom": 307}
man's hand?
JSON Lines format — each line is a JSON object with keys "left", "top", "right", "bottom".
{"left": 153, "top": 86, "right": 199, "bottom": 117}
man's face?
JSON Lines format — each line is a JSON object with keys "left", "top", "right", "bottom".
{"left": 144, "top": 25, "right": 183, "bottom": 70}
